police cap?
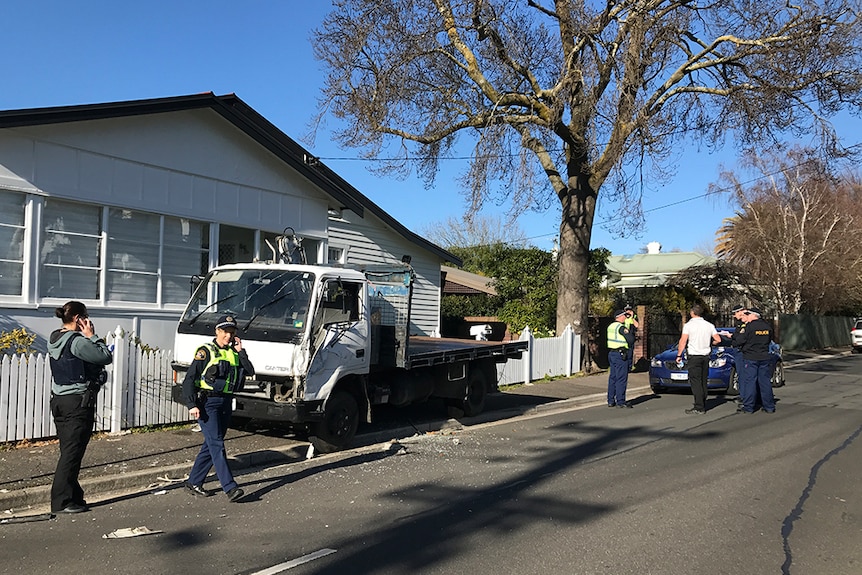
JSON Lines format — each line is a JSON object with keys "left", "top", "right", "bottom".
{"left": 613, "top": 309, "right": 627, "bottom": 319}
{"left": 731, "top": 304, "right": 746, "bottom": 313}
{"left": 215, "top": 315, "right": 238, "bottom": 331}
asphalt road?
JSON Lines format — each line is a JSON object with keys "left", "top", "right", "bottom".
{"left": 2, "top": 354, "right": 861, "bottom": 575}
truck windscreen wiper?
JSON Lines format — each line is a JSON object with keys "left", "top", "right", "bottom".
{"left": 187, "top": 292, "right": 239, "bottom": 326}
{"left": 242, "top": 290, "right": 294, "bottom": 331}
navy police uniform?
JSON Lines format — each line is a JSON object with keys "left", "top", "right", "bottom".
{"left": 734, "top": 311, "right": 776, "bottom": 413}
{"left": 47, "top": 328, "right": 112, "bottom": 513}
{"left": 607, "top": 310, "right": 635, "bottom": 408}
{"left": 182, "top": 315, "right": 254, "bottom": 499}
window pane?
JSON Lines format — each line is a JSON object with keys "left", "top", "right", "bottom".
{"left": 107, "top": 271, "right": 157, "bottom": 302}
{"left": 0, "top": 226, "right": 24, "bottom": 261}
{"left": 40, "top": 267, "right": 99, "bottom": 299}
{"left": 163, "top": 217, "right": 208, "bottom": 304}
{"left": 40, "top": 199, "right": 101, "bottom": 299}
{"left": 163, "top": 275, "right": 195, "bottom": 305}
{"left": 0, "top": 261, "right": 23, "bottom": 296}
{"left": 0, "top": 191, "right": 25, "bottom": 227}
{"left": 0, "top": 191, "right": 27, "bottom": 296}
{"left": 106, "top": 208, "right": 159, "bottom": 303}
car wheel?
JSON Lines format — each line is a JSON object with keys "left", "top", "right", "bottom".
{"left": 771, "top": 362, "right": 785, "bottom": 388}
{"left": 724, "top": 367, "right": 739, "bottom": 396}
{"left": 310, "top": 390, "right": 359, "bottom": 453}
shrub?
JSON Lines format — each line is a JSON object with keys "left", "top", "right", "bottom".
{"left": 0, "top": 328, "right": 37, "bottom": 355}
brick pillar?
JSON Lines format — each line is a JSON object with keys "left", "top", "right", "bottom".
{"left": 634, "top": 305, "right": 648, "bottom": 365}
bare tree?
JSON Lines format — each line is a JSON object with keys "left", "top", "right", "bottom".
{"left": 419, "top": 214, "right": 527, "bottom": 249}
{"left": 310, "top": 0, "right": 862, "bottom": 344}
{"left": 714, "top": 148, "right": 862, "bottom": 314}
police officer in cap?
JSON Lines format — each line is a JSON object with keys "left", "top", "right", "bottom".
{"left": 719, "top": 304, "right": 750, "bottom": 402}
{"left": 607, "top": 309, "right": 635, "bottom": 408}
{"left": 623, "top": 304, "right": 639, "bottom": 371}
{"left": 733, "top": 307, "right": 776, "bottom": 414}
{"left": 182, "top": 314, "right": 255, "bottom": 501}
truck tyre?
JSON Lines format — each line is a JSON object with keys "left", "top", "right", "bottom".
{"left": 448, "top": 368, "right": 488, "bottom": 418}
{"left": 310, "top": 390, "right": 359, "bottom": 453}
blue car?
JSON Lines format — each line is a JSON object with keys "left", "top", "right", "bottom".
{"left": 648, "top": 327, "right": 784, "bottom": 395}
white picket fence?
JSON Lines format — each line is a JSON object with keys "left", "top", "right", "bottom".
{"left": 1, "top": 325, "right": 582, "bottom": 443}
{"left": 0, "top": 326, "right": 187, "bottom": 443}
{"left": 497, "top": 324, "right": 581, "bottom": 386}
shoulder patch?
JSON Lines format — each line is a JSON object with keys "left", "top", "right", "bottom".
{"left": 194, "top": 348, "right": 207, "bottom": 361}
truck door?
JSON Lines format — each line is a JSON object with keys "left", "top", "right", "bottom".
{"left": 304, "top": 278, "right": 369, "bottom": 399}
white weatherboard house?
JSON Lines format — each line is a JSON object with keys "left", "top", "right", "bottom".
{"left": 0, "top": 93, "right": 458, "bottom": 352}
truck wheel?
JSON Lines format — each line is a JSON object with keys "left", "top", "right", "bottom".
{"left": 447, "top": 368, "right": 488, "bottom": 418}
{"left": 310, "top": 390, "right": 359, "bottom": 453}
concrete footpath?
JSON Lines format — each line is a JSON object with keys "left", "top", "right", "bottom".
{"left": 0, "top": 347, "right": 842, "bottom": 517}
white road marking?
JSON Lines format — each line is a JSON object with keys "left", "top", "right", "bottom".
{"left": 248, "top": 548, "right": 337, "bottom": 574}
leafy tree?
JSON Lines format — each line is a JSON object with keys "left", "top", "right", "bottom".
{"left": 445, "top": 243, "right": 558, "bottom": 334}
{"left": 311, "top": 0, "right": 862, "bottom": 352}
{"left": 713, "top": 148, "right": 862, "bottom": 314}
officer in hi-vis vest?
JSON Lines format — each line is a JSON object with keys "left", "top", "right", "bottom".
{"left": 182, "top": 315, "right": 255, "bottom": 502}
{"left": 607, "top": 310, "right": 635, "bottom": 408}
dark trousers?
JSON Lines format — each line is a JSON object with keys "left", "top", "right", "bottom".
{"left": 687, "top": 354, "right": 710, "bottom": 411}
{"left": 741, "top": 358, "right": 776, "bottom": 412}
{"left": 50, "top": 393, "right": 95, "bottom": 512}
{"left": 607, "top": 349, "right": 629, "bottom": 406}
{"left": 188, "top": 395, "right": 238, "bottom": 493}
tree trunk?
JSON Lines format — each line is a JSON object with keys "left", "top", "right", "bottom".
{"left": 556, "top": 170, "right": 597, "bottom": 369}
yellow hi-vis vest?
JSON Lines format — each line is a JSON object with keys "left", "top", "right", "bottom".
{"left": 607, "top": 322, "right": 629, "bottom": 349}
{"left": 195, "top": 343, "right": 241, "bottom": 393}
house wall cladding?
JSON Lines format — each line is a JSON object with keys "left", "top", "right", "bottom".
{"left": 0, "top": 110, "right": 330, "bottom": 235}
{"left": 329, "top": 216, "right": 442, "bottom": 336}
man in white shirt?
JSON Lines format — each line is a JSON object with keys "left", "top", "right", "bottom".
{"left": 677, "top": 304, "right": 721, "bottom": 414}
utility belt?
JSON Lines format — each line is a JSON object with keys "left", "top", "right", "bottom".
{"left": 610, "top": 347, "right": 629, "bottom": 358}
{"left": 196, "top": 388, "right": 231, "bottom": 401}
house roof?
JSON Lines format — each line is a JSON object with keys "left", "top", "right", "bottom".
{"left": 441, "top": 265, "right": 497, "bottom": 296}
{"left": 607, "top": 252, "right": 714, "bottom": 289}
{"left": 0, "top": 92, "right": 461, "bottom": 266}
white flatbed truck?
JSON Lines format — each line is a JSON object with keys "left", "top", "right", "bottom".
{"left": 172, "top": 252, "right": 526, "bottom": 451}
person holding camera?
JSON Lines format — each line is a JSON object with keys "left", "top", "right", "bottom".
{"left": 607, "top": 309, "right": 636, "bottom": 408}
{"left": 47, "top": 301, "right": 113, "bottom": 514}
{"left": 181, "top": 315, "right": 254, "bottom": 502}
{"left": 623, "top": 305, "right": 639, "bottom": 371}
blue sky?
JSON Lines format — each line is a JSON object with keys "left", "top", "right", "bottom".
{"left": 4, "top": 1, "right": 859, "bottom": 256}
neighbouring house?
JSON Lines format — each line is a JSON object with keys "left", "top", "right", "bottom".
{"left": 441, "top": 265, "right": 496, "bottom": 296}
{"left": 0, "top": 93, "right": 458, "bottom": 352}
{"left": 605, "top": 241, "right": 715, "bottom": 294}
{"left": 598, "top": 242, "right": 715, "bottom": 368}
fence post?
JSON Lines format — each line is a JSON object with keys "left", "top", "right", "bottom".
{"left": 110, "top": 326, "right": 125, "bottom": 433}
{"left": 521, "top": 326, "right": 533, "bottom": 384}
{"left": 563, "top": 324, "right": 574, "bottom": 376}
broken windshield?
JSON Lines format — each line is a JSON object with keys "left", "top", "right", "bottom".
{"left": 178, "top": 269, "right": 315, "bottom": 341}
